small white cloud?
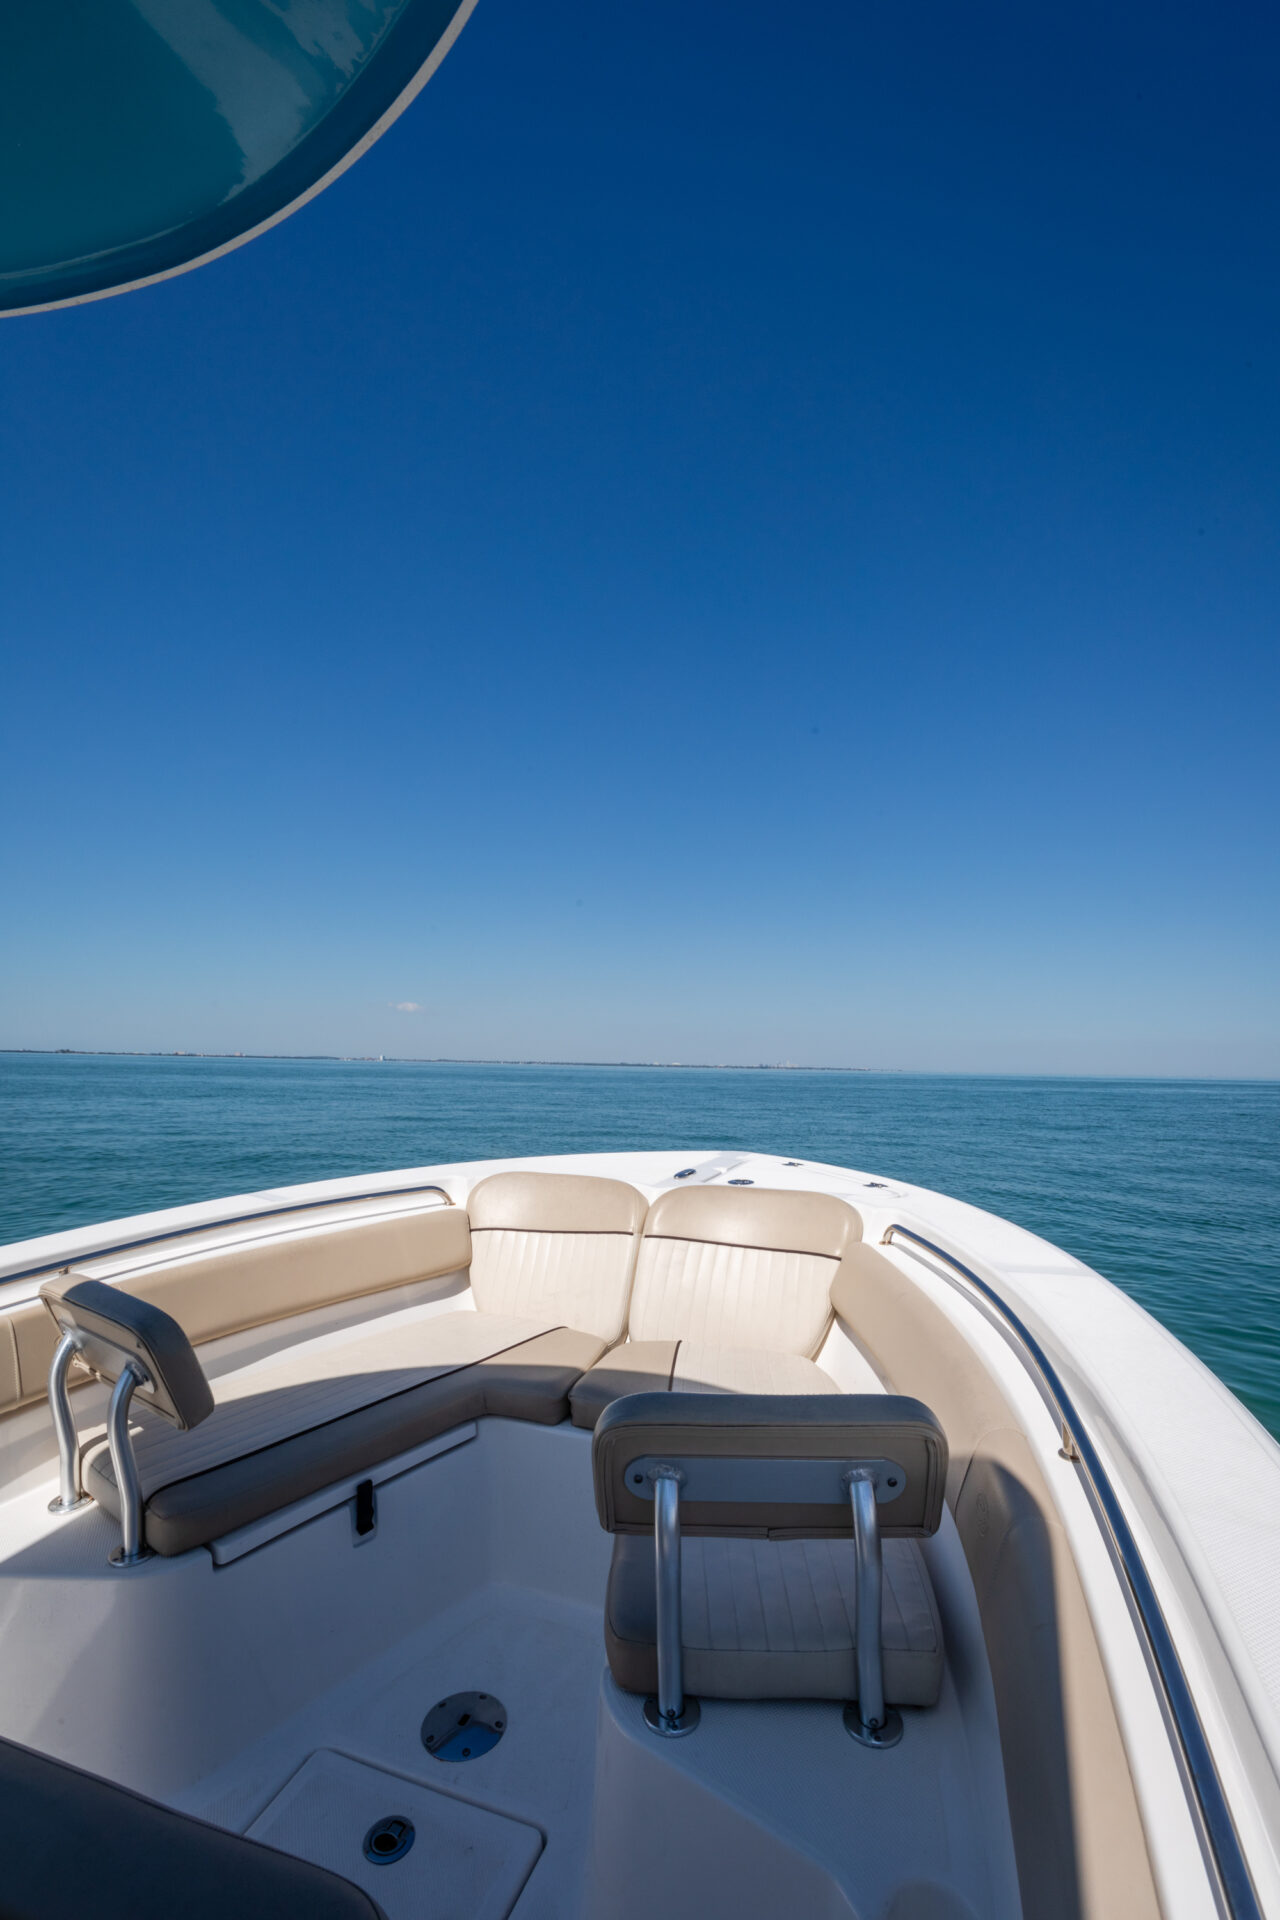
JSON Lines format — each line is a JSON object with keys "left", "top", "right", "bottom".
{"left": 391, "top": 1001, "right": 423, "bottom": 1013}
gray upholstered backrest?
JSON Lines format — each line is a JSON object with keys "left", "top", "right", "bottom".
{"left": 40, "top": 1275, "right": 214, "bottom": 1431}
{"left": 592, "top": 1392, "right": 947, "bottom": 1540}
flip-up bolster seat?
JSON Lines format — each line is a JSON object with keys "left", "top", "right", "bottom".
{"left": 46, "top": 1278, "right": 601, "bottom": 1557}
{"left": 594, "top": 1392, "right": 948, "bottom": 1708}
{"left": 570, "top": 1184, "right": 863, "bottom": 1427}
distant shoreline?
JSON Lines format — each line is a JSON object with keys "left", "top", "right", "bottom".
{"left": 2, "top": 1052, "right": 1276, "bottom": 1084}
{"left": 0, "top": 1049, "right": 888, "bottom": 1072}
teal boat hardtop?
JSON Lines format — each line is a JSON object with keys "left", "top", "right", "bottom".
{"left": 1, "top": 0, "right": 474, "bottom": 315}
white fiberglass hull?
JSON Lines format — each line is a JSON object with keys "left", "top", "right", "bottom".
{"left": 0, "top": 1147, "right": 1275, "bottom": 1920}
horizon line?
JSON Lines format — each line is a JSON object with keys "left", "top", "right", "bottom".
{"left": 1, "top": 1049, "right": 1277, "bottom": 1084}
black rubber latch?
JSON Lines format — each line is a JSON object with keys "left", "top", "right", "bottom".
{"left": 354, "top": 1479, "right": 376, "bottom": 1537}
{"left": 363, "top": 1816, "right": 413, "bottom": 1864}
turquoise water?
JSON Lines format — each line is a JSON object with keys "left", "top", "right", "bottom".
{"left": 2, "top": 1054, "right": 1278, "bottom": 1438}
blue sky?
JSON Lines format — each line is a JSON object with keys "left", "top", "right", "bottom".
{"left": 2, "top": 0, "right": 1278, "bottom": 1075}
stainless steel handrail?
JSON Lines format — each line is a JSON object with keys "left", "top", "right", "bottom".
{"left": 0, "top": 1183, "right": 455, "bottom": 1289}
{"left": 881, "top": 1222, "right": 1261, "bottom": 1920}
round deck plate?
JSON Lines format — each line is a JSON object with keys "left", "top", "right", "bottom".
{"left": 421, "top": 1691, "right": 507, "bottom": 1761}
{"left": 363, "top": 1816, "right": 415, "bottom": 1864}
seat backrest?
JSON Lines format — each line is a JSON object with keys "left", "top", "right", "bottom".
{"left": 465, "top": 1171, "right": 648, "bottom": 1343}
{"left": 592, "top": 1391, "right": 948, "bottom": 1538}
{"left": 0, "top": 1204, "right": 472, "bottom": 1417}
{"left": 0, "top": 1734, "right": 384, "bottom": 1920}
{"left": 40, "top": 1275, "right": 214, "bottom": 1430}
{"left": 626, "top": 1185, "right": 861, "bottom": 1356}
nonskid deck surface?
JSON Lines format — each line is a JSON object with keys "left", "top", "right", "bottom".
{"left": 187, "top": 1583, "right": 601, "bottom": 1920}
{"left": 175, "top": 1573, "right": 1016, "bottom": 1920}
{"left": 145, "top": 1421, "right": 1016, "bottom": 1920}
{"left": 0, "top": 1416, "right": 1017, "bottom": 1919}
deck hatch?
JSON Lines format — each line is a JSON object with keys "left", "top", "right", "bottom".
{"left": 249, "top": 1750, "right": 541, "bottom": 1918}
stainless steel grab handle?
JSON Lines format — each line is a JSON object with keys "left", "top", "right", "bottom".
{"left": 881, "top": 1222, "right": 1261, "bottom": 1920}
{"left": 2, "top": 1183, "right": 455, "bottom": 1290}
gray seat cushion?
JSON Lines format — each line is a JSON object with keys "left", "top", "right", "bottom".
{"left": 88, "top": 1317, "right": 604, "bottom": 1556}
{"left": 0, "top": 1735, "right": 383, "bottom": 1920}
{"left": 605, "top": 1532, "right": 943, "bottom": 1705}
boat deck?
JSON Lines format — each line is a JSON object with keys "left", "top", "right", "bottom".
{"left": 132, "top": 1420, "right": 1017, "bottom": 1918}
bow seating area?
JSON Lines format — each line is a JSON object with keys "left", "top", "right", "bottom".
{"left": 26, "top": 1171, "right": 946, "bottom": 1728}
{"left": 568, "top": 1183, "right": 865, "bottom": 1423}
{"left": 33, "top": 1174, "right": 881, "bottom": 1560}
{"left": 54, "top": 1168, "right": 648, "bottom": 1555}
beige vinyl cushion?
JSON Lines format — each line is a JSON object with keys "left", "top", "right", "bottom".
{"left": 1, "top": 1205, "right": 473, "bottom": 1414}
{"left": 670, "top": 1345, "right": 837, "bottom": 1395}
{"left": 606, "top": 1533, "right": 942, "bottom": 1704}
{"left": 466, "top": 1171, "right": 647, "bottom": 1343}
{"left": 0, "top": 1319, "right": 20, "bottom": 1412}
{"left": 569, "top": 1339, "right": 678, "bottom": 1428}
{"left": 132, "top": 1206, "right": 472, "bottom": 1348}
{"left": 628, "top": 1185, "right": 862, "bottom": 1355}
{"left": 570, "top": 1339, "right": 846, "bottom": 1428}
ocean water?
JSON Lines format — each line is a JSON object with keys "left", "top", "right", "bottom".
{"left": 2, "top": 1054, "right": 1277, "bottom": 1438}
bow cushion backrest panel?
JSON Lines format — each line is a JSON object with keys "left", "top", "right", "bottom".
{"left": 466, "top": 1171, "right": 648, "bottom": 1343}
{"left": 626, "top": 1185, "right": 863, "bottom": 1356}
